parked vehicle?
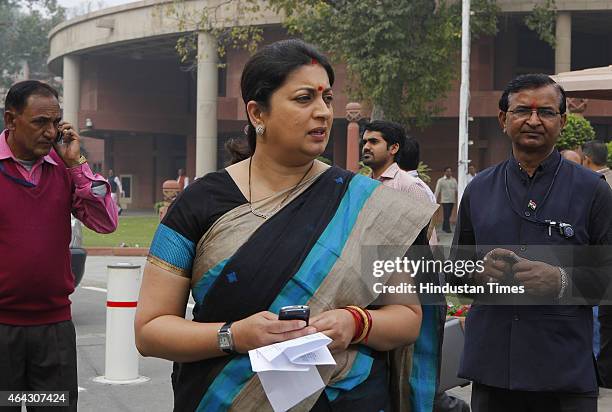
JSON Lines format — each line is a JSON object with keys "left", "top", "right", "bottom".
{"left": 70, "top": 216, "right": 87, "bottom": 287}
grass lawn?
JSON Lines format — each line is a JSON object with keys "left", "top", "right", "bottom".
{"left": 83, "top": 215, "right": 160, "bottom": 247}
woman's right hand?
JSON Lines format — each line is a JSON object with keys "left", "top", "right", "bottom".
{"left": 231, "top": 311, "right": 316, "bottom": 353}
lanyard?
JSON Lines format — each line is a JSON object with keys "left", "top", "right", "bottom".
{"left": 0, "top": 160, "right": 36, "bottom": 187}
{"left": 503, "top": 157, "right": 574, "bottom": 238}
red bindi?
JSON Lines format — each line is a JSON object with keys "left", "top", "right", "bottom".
{"left": 318, "top": 86, "right": 324, "bottom": 92}
{"left": 530, "top": 101, "right": 537, "bottom": 109}
{"left": 311, "top": 58, "right": 318, "bottom": 65}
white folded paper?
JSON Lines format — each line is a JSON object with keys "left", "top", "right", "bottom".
{"left": 248, "top": 332, "right": 336, "bottom": 412}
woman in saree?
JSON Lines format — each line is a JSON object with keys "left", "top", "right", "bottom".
{"left": 135, "top": 39, "right": 441, "bottom": 411}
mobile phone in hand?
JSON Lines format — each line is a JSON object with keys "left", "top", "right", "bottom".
{"left": 55, "top": 130, "right": 64, "bottom": 144}
{"left": 501, "top": 254, "right": 519, "bottom": 281}
{"left": 278, "top": 305, "right": 310, "bottom": 326}
{"left": 502, "top": 254, "right": 519, "bottom": 265}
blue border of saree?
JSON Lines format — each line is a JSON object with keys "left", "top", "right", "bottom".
{"left": 150, "top": 172, "right": 440, "bottom": 412}
{"left": 196, "top": 174, "right": 378, "bottom": 411}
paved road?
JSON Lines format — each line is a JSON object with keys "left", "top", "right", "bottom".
{"left": 75, "top": 256, "right": 174, "bottom": 411}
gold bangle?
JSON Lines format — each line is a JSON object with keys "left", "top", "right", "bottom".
{"left": 77, "top": 155, "right": 87, "bottom": 165}
{"left": 347, "top": 305, "right": 369, "bottom": 344}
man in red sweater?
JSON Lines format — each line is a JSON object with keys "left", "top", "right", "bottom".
{"left": 0, "top": 81, "right": 118, "bottom": 410}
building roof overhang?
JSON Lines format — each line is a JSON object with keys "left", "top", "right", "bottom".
{"left": 552, "top": 65, "right": 612, "bottom": 100}
{"left": 48, "top": 0, "right": 282, "bottom": 74}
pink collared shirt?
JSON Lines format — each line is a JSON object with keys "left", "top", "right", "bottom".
{"left": 0, "top": 130, "right": 118, "bottom": 233}
{"left": 374, "top": 163, "right": 439, "bottom": 245}
{"left": 407, "top": 169, "right": 437, "bottom": 204}
{"left": 373, "top": 162, "right": 432, "bottom": 204}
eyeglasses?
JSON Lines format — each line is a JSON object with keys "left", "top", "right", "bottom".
{"left": 507, "top": 107, "right": 561, "bottom": 120}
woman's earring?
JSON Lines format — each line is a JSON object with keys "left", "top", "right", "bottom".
{"left": 255, "top": 124, "right": 265, "bottom": 136}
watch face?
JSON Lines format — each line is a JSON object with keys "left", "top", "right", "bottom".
{"left": 219, "top": 334, "right": 231, "bottom": 347}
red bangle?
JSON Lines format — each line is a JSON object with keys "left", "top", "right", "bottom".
{"left": 343, "top": 307, "right": 364, "bottom": 341}
{"left": 363, "top": 309, "right": 373, "bottom": 343}
{"left": 347, "top": 308, "right": 364, "bottom": 340}
{"left": 346, "top": 306, "right": 369, "bottom": 343}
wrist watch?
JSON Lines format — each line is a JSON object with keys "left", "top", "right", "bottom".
{"left": 217, "top": 321, "right": 236, "bottom": 354}
{"left": 69, "top": 155, "right": 87, "bottom": 168}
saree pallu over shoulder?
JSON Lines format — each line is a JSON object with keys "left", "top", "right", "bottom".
{"left": 172, "top": 167, "right": 439, "bottom": 412}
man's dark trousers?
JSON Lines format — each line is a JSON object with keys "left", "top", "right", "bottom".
{"left": 442, "top": 203, "right": 454, "bottom": 232}
{"left": 599, "top": 304, "right": 612, "bottom": 387}
{"left": 0, "top": 321, "right": 78, "bottom": 411}
{"left": 471, "top": 383, "right": 597, "bottom": 412}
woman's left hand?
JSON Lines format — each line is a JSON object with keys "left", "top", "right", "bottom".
{"left": 310, "top": 309, "right": 356, "bottom": 353}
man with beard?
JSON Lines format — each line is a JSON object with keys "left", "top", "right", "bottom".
{"left": 361, "top": 120, "right": 430, "bottom": 203}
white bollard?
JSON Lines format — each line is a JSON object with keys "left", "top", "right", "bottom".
{"left": 93, "top": 263, "right": 149, "bottom": 385}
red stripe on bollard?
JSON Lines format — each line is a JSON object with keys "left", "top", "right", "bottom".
{"left": 107, "top": 301, "right": 138, "bottom": 308}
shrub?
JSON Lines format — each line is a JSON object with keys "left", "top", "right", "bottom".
{"left": 417, "top": 161, "right": 431, "bottom": 183}
{"left": 557, "top": 113, "right": 595, "bottom": 151}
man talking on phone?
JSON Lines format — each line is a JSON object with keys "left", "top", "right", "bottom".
{"left": 0, "top": 80, "right": 118, "bottom": 410}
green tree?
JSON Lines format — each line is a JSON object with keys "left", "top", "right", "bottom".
{"left": 157, "top": 0, "right": 264, "bottom": 67}
{"left": 0, "top": 0, "right": 66, "bottom": 89}
{"left": 524, "top": 0, "right": 556, "bottom": 47}
{"left": 167, "top": 0, "right": 554, "bottom": 128}
{"left": 557, "top": 113, "right": 595, "bottom": 151}
{"left": 606, "top": 141, "right": 612, "bottom": 168}
{"left": 417, "top": 161, "right": 432, "bottom": 183}
{"left": 268, "top": 0, "right": 499, "bottom": 127}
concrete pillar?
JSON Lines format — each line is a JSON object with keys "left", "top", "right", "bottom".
{"left": 345, "top": 103, "right": 362, "bottom": 172}
{"left": 186, "top": 135, "right": 196, "bottom": 180}
{"left": 62, "top": 55, "right": 81, "bottom": 126}
{"left": 195, "top": 32, "right": 218, "bottom": 177}
{"left": 555, "top": 12, "right": 571, "bottom": 74}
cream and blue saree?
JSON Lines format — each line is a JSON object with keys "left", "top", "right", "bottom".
{"left": 147, "top": 165, "right": 441, "bottom": 411}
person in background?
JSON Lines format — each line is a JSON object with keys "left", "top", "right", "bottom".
{"left": 466, "top": 165, "right": 477, "bottom": 185}
{"left": 108, "top": 168, "right": 123, "bottom": 215}
{"left": 361, "top": 120, "right": 431, "bottom": 204}
{"left": 177, "top": 168, "right": 189, "bottom": 191}
{"left": 224, "top": 137, "right": 251, "bottom": 165}
{"left": 582, "top": 139, "right": 612, "bottom": 388}
{"left": 398, "top": 136, "right": 437, "bottom": 203}
{"left": 434, "top": 167, "right": 457, "bottom": 233}
{"left": 561, "top": 149, "right": 582, "bottom": 164}
{"left": 397, "top": 136, "right": 466, "bottom": 412}
{"left": 398, "top": 135, "right": 438, "bottom": 245}
{"left": 582, "top": 140, "right": 612, "bottom": 182}
{"left": 0, "top": 80, "right": 118, "bottom": 411}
